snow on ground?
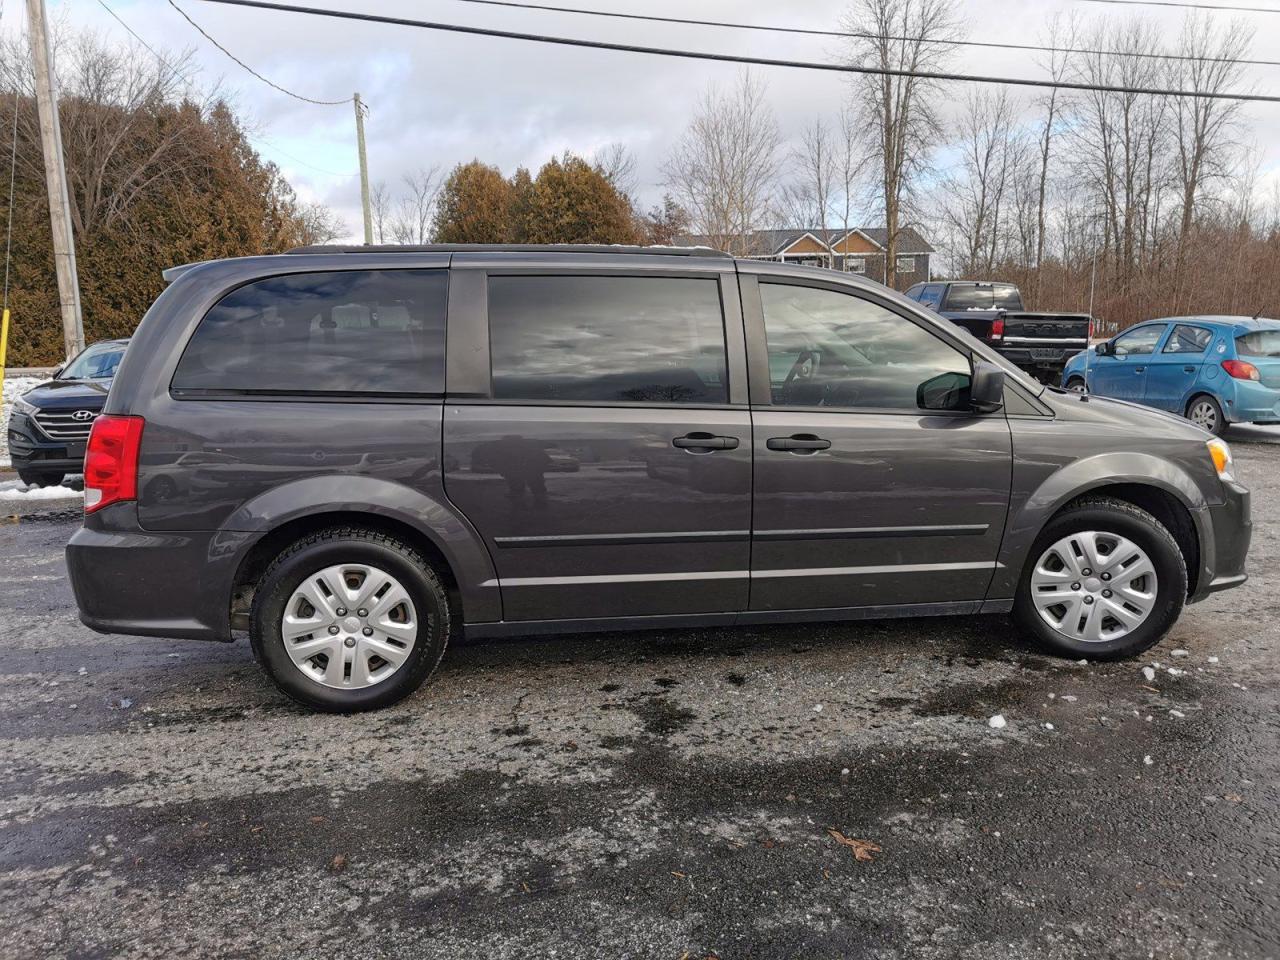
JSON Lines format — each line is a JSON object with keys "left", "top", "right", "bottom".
{"left": 0, "top": 476, "right": 83, "bottom": 501}
{"left": 1, "top": 376, "right": 46, "bottom": 467}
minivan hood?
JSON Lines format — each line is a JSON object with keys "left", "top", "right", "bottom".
{"left": 21, "top": 378, "right": 112, "bottom": 411}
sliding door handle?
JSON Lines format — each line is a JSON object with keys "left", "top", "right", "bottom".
{"left": 673, "top": 433, "right": 739, "bottom": 450}
{"left": 767, "top": 435, "right": 832, "bottom": 452}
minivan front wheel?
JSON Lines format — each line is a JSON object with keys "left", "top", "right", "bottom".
{"left": 1013, "top": 498, "right": 1187, "bottom": 660}
{"left": 250, "top": 528, "right": 451, "bottom": 712}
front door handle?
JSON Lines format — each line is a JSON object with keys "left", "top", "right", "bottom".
{"left": 1183, "top": 365, "right": 1196, "bottom": 373}
{"left": 766, "top": 435, "right": 832, "bottom": 452}
{"left": 1134, "top": 366, "right": 1145, "bottom": 373}
{"left": 672, "top": 433, "right": 739, "bottom": 450}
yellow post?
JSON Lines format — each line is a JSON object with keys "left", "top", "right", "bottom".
{"left": 0, "top": 307, "right": 9, "bottom": 400}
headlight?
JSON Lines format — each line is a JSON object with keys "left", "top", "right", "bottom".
{"left": 11, "top": 395, "right": 38, "bottom": 417}
{"left": 1207, "top": 438, "right": 1235, "bottom": 482}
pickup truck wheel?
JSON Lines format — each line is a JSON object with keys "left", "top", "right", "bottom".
{"left": 1186, "top": 395, "right": 1226, "bottom": 436}
{"left": 250, "top": 528, "right": 451, "bottom": 713}
{"left": 1013, "top": 497, "right": 1186, "bottom": 661}
{"left": 1065, "top": 377, "right": 1087, "bottom": 394}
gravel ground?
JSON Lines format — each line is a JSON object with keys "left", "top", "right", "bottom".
{"left": 0, "top": 429, "right": 1277, "bottom": 959}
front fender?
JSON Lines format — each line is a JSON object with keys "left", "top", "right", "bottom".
{"left": 989, "top": 450, "right": 1208, "bottom": 598}
{"left": 220, "top": 474, "right": 501, "bottom": 623}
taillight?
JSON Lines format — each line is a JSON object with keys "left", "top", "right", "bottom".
{"left": 84, "top": 415, "right": 144, "bottom": 514}
{"left": 1222, "top": 359, "right": 1261, "bottom": 381}
{"left": 991, "top": 318, "right": 1005, "bottom": 340}
{"left": 1087, "top": 317, "right": 1095, "bottom": 341}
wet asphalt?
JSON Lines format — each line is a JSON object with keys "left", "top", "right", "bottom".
{"left": 0, "top": 430, "right": 1278, "bottom": 960}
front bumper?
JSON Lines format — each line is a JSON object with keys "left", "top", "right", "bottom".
{"left": 6, "top": 411, "right": 86, "bottom": 474}
{"left": 65, "top": 503, "right": 250, "bottom": 642}
{"left": 1189, "top": 480, "right": 1251, "bottom": 602}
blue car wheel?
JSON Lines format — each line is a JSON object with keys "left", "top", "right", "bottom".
{"left": 1186, "top": 394, "right": 1226, "bottom": 436}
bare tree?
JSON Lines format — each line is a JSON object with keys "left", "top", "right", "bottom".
{"left": 388, "top": 166, "right": 442, "bottom": 244}
{"left": 369, "top": 180, "right": 392, "bottom": 244}
{"left": 790, "top": 119, "right": 837, "bottom": 263}
{"left": 663, "top": 71, "right": 781, "bottom": 255}
{"left": 843, "top": 0, "right": 962, "bottom": 288}
{"left": 831, "top": 103, "right": 866, "bottom": 268}
{"left": 1027, "top": 13, "right": 1076, "bottom": 303}
{"left": 943, "top": 89, "right": 1020, "bottom": 277}
{"left": 295, "top": 201, "right": 347, "bottom": 245}
{"left": 593, "top": 142, "right": 638, "bottom": 200}
{"left": 1167, "top": 12, "right": 1252, "bottom": 308}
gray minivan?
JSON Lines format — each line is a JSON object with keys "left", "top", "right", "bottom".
{"left": 66, "top": 245, "right": 1251, "bottom": 712}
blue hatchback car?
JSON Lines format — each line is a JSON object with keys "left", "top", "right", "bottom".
{"left": 1061, "top": 316, "right": 1280, "bottom": 435}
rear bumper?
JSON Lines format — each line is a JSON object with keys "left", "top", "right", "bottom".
{"left": 1189, "top": 481, "right": 1251, "bottom": 602}
{"left": 1223, "top": 381, "right": 1280, "bottom": 424}
{"left": 65, "top": 503, "right": 247, "bottom": 642}
{"left": 996, "top": 346, "right": 1087, "bottom": 372}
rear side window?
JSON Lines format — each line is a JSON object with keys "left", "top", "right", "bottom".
{"left": 172, "top": 270, "right": 447, "bottom": 396}
{"left": 488, "top": 275, "right": 728, "bottom": 403}
{"left": 992, "top": 284, "right": 1022, "bottom": 310}
{"left": 942, "top": 285, "right": 991, "bottom": 310}
{"left": 1236, "top": 329, "right": 1280, "bottom": 357}
{"left": 1163, "top": 324, "right": 1212, "bottom": 354}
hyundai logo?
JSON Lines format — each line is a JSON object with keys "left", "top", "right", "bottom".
{"left": 71, "top": 410, "right": 96, "bottom": 422}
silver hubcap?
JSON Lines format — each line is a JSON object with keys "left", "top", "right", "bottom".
{"left": 281, "top": 563, "right": 417, "bottom": 689}
{"left": 1030, "top": 531, "right": 1158, "bottom": 643}
{"left": 1068, "top": 380, "right": 1087, "bottom": 394}
{"left": 1189, "top": 401, "right": 1218, "bottom": 430}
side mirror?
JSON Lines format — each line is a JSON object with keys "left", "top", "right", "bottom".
{"left": 917, "top": 371, "right": 970, "bottom": 411}
{"left": 1095, "top": 341, "right": 1113, "bottom": 357}
{"left": 50, "top": 365, "right": 65, "bottom": 379}
{"left": 969, "top": 361, "right": 1005, "bottom": 414}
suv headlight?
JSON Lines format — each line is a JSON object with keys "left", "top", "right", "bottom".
{"left": 10, "top": 395, "right": 37, "bottom": 417}
{"left": 1207, "top": 438, "right": 1235, "bottom": 482}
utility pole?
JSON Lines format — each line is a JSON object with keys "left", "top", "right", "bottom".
{"left": 26, "top": 0, "right": 83, "bottom": 358}
{"left": 353, "top": 92, "right": 373, "bottom": 245}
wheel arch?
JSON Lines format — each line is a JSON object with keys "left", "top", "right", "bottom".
{"left": 995, "top": 453, "right": 1206, "bottom": 599}
{"left": 222, "top": 475, "right": 500, "bottom": 631}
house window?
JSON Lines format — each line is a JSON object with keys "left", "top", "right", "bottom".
{"left": 896, "top": 256, "right": 916, "bottom": 274}
{"left": 844, "top": 258, "right": 866, "bottom": 274}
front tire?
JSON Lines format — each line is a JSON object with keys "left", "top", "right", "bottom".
{"left": 1186, "top": 394, "right": 1226, "bottom": 436}
{"left": 1065, "top": 377, "right": 1087, "bottom": 394}
{"left": 1013, "top": 497, "right": 1187, "bottom": 660}
{"left": 250, "top": 527, "right": 452, "bottom": 713}
{"left": 17, "top": 469, "right": 65, "bottom": 488}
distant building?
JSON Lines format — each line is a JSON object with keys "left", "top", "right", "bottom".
{"left": 674, "top": 227, "right": 935, "bottom": 288}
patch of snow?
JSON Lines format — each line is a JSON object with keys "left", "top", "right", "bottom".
{"left": 1208, "top": 656, "right": 1219, "bottom": 664}
{"left": 1171, "top": 649, "right": 1189, "bottom": 658}
{"left": 1142, "top": 666, "right": 1156, "bottom": 682}
{"left": 987, "top": 714, "right": 1007, "bottom": 729}
{"left": 812, "top": 704, "right": 823, "bottom": 713}
{"left": 1144, "top": 755, "right": 1154, "bottom": 766}
{"left": 1169, "top": 709, "right": 1186, "bottom": 719}
{"left": 1043, "top": 722, "right": 1054, "bottom": 730}
{"left": 0, "top": 477, "right": 83, "bottom": 501}
{"left": 1059, "top": 695, "right": 1078, "bottom": 703}
{"left": 1167, "top": 667, "right": 1185, "bottom": 677}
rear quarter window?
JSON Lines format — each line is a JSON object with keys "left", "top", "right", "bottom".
{"left": 1236, "top": 329, "right": 1280, "bottom": 358}
{"left": 171, "top": 269, "right": 447, "bottom": 396}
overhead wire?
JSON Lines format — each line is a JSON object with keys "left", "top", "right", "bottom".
{"left": 440, "top": 0, "right": 1280, "bottom": 69}
{"left": 193, "top": 0, "right": 1280, "bottom": 103}
{"left": 1079, "top": 0, "right": 1280, "bottom": 11}
{"left": 166, "top": 0, "right": 353, "bottom": 105}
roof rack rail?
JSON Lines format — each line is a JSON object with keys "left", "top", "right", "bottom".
{"left": 285, "top": 243, "right": 731, "bottom": 258}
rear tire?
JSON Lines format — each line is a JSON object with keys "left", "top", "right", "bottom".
{"left": 250, "top": 527, "right": 452, "bottom": 713}
{"left": 1013, "top": 497, "right": 1187, "bottom": 661}
{"left": 17, "top": 469, "right": 65, "bottom": 488}
{"left": 1186, "top": 394, "right": 1226, "bottom": 436}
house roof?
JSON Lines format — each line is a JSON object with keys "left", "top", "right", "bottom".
{"left": 673, "top": 227, "right": 935, "bottom": 256}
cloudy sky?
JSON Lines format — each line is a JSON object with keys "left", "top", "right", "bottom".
{"left": 7, "top": 0, "right": 1280, "bottom": 242}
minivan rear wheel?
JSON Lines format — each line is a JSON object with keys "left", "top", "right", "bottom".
{"left": 250, "top": 527, "right": 451, "bottom": 712}
{"left": 1013, "top": 497, "right": 1186, "bottom": 660}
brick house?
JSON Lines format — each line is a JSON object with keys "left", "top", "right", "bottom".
{"left": 674, "top": 227, "right": 935, "bottom": 289}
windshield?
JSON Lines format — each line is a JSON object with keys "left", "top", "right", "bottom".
{"left": 942, "top": 284, "right": 1022, "bottom": 311}
{"left": 60, "top": 342, "right": 125, "bottom": 380}
{"left": 1236, "top": 329, "right": 1280, "bottom": 358}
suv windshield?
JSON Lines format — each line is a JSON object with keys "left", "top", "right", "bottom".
{"left": 942, "top": 284, "right": 1022, "bottom": 311}
{"left": 60, "top": 342, "right": 125, "bottom": 380}
{"left": 1236, "top": 329, "right": 1280, "bottom": 358}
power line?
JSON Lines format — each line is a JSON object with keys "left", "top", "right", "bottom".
{"left": 166, "top": 0, "right": 353, "bottom": 105}
{"left": 256, "top": 136, "right": 358, "bottom": 177}
{"left": 442, "top": 0, "right": 1280, "bottom": 69}
{"left": 94, "top": 0, "right": 201, "bottom": 86}
{"left": 195, "top": 0, "right": 1280, "bottom": 103}
{"left": 1080, "top": 0, "right": 1280, "bottom": 11}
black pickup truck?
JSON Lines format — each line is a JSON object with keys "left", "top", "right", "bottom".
{"left": 904, "top": 281, "right": 1091, "bottom": 381}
